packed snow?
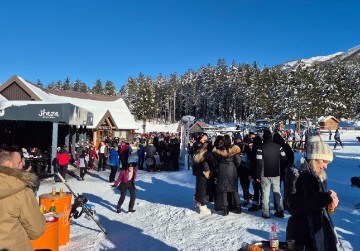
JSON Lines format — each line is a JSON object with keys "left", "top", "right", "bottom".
{"left": 37, "top": 130, "right": 360, "bottom": 251}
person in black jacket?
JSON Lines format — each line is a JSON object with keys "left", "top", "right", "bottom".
{"left": 191, "top": 132, "right": 208, "bottom": 176}
{"left": 168, "top": 137, "right": 180, "bottom": 171}
{"left": 248, "top": 135, "right": 263, "bottom": 211}
{"left": 255, "top": 130, "right": 286, "bottom": 219}
{"left": 145, "top": 139, "right": 157, "bottom": 172}
{"left": 236, "top": 133, "right": 254, "bottom": 206}
{"left": 286, "top": 140, "right": 340, "bottom": 251}
{"left": 212, "top": 134, "right": 242, "bottom": 216}
{"left": 193, "top": 141, "right": 215, "bottom": 215}
{"left": 273, "top": 133, "right": 294, "bottom": 211}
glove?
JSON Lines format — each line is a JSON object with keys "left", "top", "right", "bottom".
{"left": 203, "top": 170, "right": 211, "bottom": 179}
{"left": 111, "top": 185, "right": 116, "bottom": 190}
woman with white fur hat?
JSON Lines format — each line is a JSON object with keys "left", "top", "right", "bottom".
{"left": 285, "top": 139, "right": 342, "bottom": 251}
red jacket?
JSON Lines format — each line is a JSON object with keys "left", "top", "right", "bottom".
{"left": 56, "top": 149, "right": 71, "bottom": 165}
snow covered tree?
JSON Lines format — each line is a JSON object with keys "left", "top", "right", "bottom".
{"left": 91, "top": 79, "right": 103, "bottom": 95}
{"left": 63, "top": 77, "right": 72, "bottom": 91}
{"left": 104, "top": 80, "right": 116, "bottom": 96}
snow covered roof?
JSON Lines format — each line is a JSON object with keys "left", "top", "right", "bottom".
{"left": 1, "top": 75, "right": 138, "bottom": 130}
{"left": 318, "top": 116, "right": 340, "bottom": 123}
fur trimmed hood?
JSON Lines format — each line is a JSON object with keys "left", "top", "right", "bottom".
{"left": 193, "top": 150, "right": 206, "bottom": 164}
{"left": 0, "top": 166, "right": 38, "bottom": 199}
{"left": 212, "top": 145, "right": 241, "bottom": 158}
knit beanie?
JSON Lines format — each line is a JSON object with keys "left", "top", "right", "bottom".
{"left": 306, "top": 140, "right": 333, "bottom": 162}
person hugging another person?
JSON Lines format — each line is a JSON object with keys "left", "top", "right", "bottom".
{"left": 193, "top": 141, "right": 215, "bottom": 215}
{"left": 212, "top": 134, "right": 242, "bottom": 216}
{"left": 112, "top": 162, "right": 137, "bottom": 213}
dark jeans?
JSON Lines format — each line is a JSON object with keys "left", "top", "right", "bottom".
{"left": 137, "top": 155, "right": 144, "bottom": 169}
{"left": 98, "top": 153, "right": 107, "bottom": 170}
{"left": 109, "top": 165, "right": 118, "bottom": 182}
{"left": 120, "top": 158, "right": 128, "bottom": 170}
{"left": 80, "top": 167, "right": 87, "bottom": 179}
{"left": 88, "top": 159, "right": 95, "bottom": 170}
{"left": 117, "top": 181, "right": 136, "bottom": 210}
{"left": 334, "top": 137, "right": 343, "bottom": 148}
{"left": 252, "top": 180, "right": 262, "bottom": 206}
{"left": 170, "top": 155, "right": 179, "bottom": 170}
{"left": 239, "top": 168, "right": 251, "bottom": 200}
{"left": 59, "top": 164, "right": 68, "bottom": 180}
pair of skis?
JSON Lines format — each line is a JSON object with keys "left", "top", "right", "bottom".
{"left": 55, "top": 172, "right": 107, "bottom": 234}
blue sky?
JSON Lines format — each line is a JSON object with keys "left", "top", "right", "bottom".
{"left": 1, "top": 0, "right": 359, "bottom": 90}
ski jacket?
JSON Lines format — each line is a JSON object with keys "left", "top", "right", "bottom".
{"left": 255, "top": 138, "right": 286, "bottom": 179}
{"left": 212, "top": 145, "right": 241, "bottom": 193}
{"left": 286, "top": 160, "right": 339, "bottom": 251}
{"left": 193, "top": 149, "right": 216, "bottom": 177}
{"left": 0, "top": 166, "right": 46, "bottom": 251}
{"left": 273, "top": 133, "right": 294, "bottom": 181}
{"left": 88, "top": 147, "right": 97, "bottom": 160}
{"left": 145, "top": 144, "right": 157, "bottom": 158}
{"left": 109, "top": 148, "right": 120, "bottom": 167}
{"left": 56, "top": 149, "right": 71, "bottom": 166}
{"left": 114, "top": 168, "right": 138, "bottom": 186}
{"left": 136, "top": 143, "right": 145, "bottom": 157}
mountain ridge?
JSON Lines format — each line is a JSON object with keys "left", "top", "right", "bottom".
{"left": 279, "top": 44, "right": 360, "bottom": 70}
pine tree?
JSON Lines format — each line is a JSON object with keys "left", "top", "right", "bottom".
{"left": 36, "top": 79, "right": 43, "bottom": 88}
{"left": 134, "top": 73, "right": 156, "bottom": 128}
{"left": 104, "top": 80, "right": 116, "bottom": 96}
{"left": 92, "top": 79, "right": 103, "bottom": 95}
{"left": 63, "top": 77, "right": 72, "bottom": 91}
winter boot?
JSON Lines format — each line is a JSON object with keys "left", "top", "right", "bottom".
{"left": 242, "top": 199, "right": 249, "bottom": 207}
{"left": 248, "top": 204, "right": 259, "bottom": 212}
{"left": 234, "top": 206, "right": 242, "bottom": 214}
{"left": 199, "top": 205, "right": 211, "bottom": 215}
{"left": 128, "top": 208, "right": 136, "bottom": 213}
{"left": 274, "top": 210, "right": 284, "bottom": 218}
{"left": 116, "top": 207, "right": 121, "bottom": 213}
{"left": 223, "top": 206, "right": 229, "bottom": 216}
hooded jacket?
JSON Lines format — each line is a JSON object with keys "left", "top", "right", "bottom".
{"left": 212, "top": 145, "right": 241, "bottom": 193}
{"left": 255, "top": 134, "right": 286, "bottom": 179}
{"left": 0, "top": 166, "right": 46, "bottom": 251}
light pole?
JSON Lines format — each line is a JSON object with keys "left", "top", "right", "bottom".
{"left": 179, "top": 115, "right": 195, "bottom": 170}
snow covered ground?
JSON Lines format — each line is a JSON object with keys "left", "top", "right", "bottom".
{"left": 37, "top": 130, "right": 360, "bottom": 251}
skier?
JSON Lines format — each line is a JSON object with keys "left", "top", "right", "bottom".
{"left": 334, "top": 129, "right": 343, "bottom": 149}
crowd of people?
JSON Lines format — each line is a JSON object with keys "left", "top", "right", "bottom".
{"left": 190, "top": 128, "right": 342, "bottom": 250}
{"left": 0, "top": 125, "right": 344, "bottom": 250}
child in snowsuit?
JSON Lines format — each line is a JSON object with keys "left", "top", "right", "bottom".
{"left": 112, "top": 162, "right": 137, "bottom": 213}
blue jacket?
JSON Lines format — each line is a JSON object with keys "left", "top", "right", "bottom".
{"left": 109, "top": 148, "right": 120, "bottom": 167}
{"left": 137, "top": 143, "right": 145, "bottom": 156}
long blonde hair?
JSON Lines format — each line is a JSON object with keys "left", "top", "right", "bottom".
{"left": 308, "top": 159, "right": 327, "bottom": 182}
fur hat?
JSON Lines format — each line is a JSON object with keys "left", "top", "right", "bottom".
{"left": 306, "top": 140, "right": 333, "bottom": 162}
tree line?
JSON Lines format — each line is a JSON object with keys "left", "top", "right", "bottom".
{"left": 42, "top": 58, "right": 360, "bottom": 124}
{"left": 120, "top": 59, "right": 360, "bottom": 124}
